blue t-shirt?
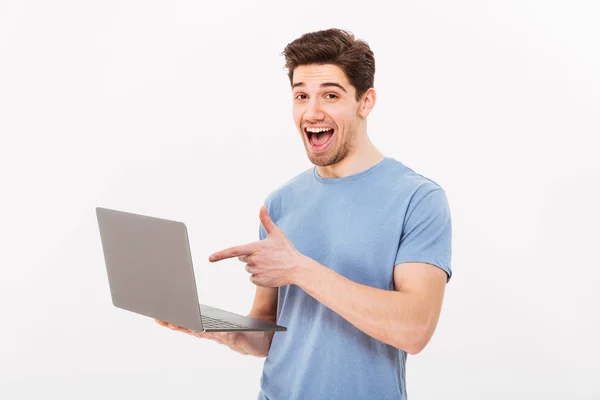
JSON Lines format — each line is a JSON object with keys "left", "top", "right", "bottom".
{"left": 256, "top": 157, "right": 452, "bottom": 400}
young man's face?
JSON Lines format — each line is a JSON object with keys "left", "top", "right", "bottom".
{"left": 291, "top": 64, "right": 364, "bottom": 167}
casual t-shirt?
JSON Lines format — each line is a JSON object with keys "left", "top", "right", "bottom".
{"left": 256, "top": 156, "right": 453, "bottom": 400}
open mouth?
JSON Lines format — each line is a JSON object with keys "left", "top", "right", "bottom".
{"left": 304, "top": 127, "right": 335, "bottom": 152}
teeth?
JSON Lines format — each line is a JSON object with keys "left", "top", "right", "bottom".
{"left": 306, "top": 127, "right": 332, "bottom": 133}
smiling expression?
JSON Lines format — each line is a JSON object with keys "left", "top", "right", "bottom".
{"left": 292, "top": 64, "right": 367, "bottom": 167}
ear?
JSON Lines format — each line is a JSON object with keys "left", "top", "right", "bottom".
{"left": 358, "top": 88, "right": 376, "bottom": 118}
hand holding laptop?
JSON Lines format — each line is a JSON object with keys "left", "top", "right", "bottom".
{"left": 155, "top": 318, "right": 238, "bottom": 344}
{"left": 208, "top": 205, "right": 305, "bottom": 288}
{"left": 155, "top": 319, "right": 273, "bottom": 357}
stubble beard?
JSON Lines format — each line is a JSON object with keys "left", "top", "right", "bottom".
{"left": 307, "top": 127, "right": 355, "bottom": 167}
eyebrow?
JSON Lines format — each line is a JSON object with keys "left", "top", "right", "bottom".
{"left": 292, "top": 82, "right": 347, "bottom": 93}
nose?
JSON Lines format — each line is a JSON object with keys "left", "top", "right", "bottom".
{"left": 304, "top": 98, "right": 325, "bottom": 122}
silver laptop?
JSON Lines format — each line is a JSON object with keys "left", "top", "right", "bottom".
{"left": 95, "top": 207, "right": 286, "bottom": 333}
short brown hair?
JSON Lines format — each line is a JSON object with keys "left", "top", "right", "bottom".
{"left": 281, "top": 28, "right": 375, "bottom": 101}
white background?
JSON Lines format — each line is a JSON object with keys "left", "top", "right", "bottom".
{"left": 1, "top": 1, "right": 599, "bottom": 399}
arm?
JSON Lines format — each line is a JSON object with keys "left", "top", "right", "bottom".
{"left": 236, "top": 210, "right": 281, "bottom": 357}
{"left": 205, "top": 190, "right": 450, "bottom": 355}
{"left": 248, "top": 286, "right": 278, "bottom": 323}
{"left": 293, "top": 259, "right": 447, "bottom": 355}
{"left": 156, "top": 284, "right": 278, "bottom": 358}
{"left": 236, "top": 286, "right": 278, "bottom": 357}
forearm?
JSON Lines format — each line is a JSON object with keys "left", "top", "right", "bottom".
{"left": 293, "top": 257, "right": 432, "bottom": 354}
{"left": 231, "top": 310, "right": 276, "bottom": 357}
{"left": 236, "top": 330, "right": 274, "bottom": 357}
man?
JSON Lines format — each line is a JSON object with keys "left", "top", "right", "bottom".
{"left": 157, "top": 28, "right": 452, "bottom": 399}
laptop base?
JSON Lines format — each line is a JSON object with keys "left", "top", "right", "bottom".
{"left": 200, "top": 304, "right": 287, "bottom": 332}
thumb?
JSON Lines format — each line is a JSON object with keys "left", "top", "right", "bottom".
{"left": 259, "top": 205, "right": 278, "bottom": 235}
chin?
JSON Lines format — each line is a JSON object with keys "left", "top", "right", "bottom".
{"left": 306, "top": 150, "right": 337, "bottom": 167}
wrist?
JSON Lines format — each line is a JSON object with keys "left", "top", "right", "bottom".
{"left": 290, "top": 254, "right": 316, "bottom": 288}
{"left": 238, "top": 331, "right": 270, "bottom": 357}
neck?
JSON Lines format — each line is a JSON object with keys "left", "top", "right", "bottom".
{"left": 316, "top": 133, "right": 385, "bottom": 179}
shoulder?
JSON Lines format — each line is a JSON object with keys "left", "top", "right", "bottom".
{"left": 383, "top": 158, "right": 447, "bottom": 207}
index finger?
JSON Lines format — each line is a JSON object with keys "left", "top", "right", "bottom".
{"left": 208, "top": 242, "right": 259, "bottom": 262}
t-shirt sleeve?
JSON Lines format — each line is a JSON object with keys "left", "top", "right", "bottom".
{"left": 394, "top": 188, "right": 453, "bottom": 281}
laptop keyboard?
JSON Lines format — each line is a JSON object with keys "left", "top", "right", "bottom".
{"left": 201, "top": 314, "right": 247, "bottom": 329}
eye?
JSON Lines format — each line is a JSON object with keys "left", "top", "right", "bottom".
{"left": 295, "top": 93, "right": 307, "bottom": 100}
{"left": 325, "top": 93, "right": 338, "bottom": 99}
